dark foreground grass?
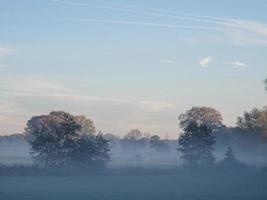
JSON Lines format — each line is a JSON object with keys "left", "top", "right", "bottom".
{"left": 0, "top": 168, "right": 267, "bottom": 200}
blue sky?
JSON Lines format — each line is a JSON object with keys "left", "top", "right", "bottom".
{"left": 0, "top": 0, "right": 267, "bottom": 137}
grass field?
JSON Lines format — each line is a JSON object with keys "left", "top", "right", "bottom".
{"left": 1, "top": 171, "right": 267, "bottom": 200}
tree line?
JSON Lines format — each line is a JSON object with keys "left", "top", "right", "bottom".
{"left": 23, "top": 105, "right": 267, "bottom": 169}
{"left": 20, "top": 79, "right": 267, "bottom": 169}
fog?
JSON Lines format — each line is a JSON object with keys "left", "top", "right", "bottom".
{"left": 1, "top": 133, "right": 267, "bottom": 168}
{"left": 1, "top": 131, "right": 267, "bottom": 200}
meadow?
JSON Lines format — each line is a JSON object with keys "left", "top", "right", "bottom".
{"left": 1, "top": 170, "right": 267, "bottom": 200}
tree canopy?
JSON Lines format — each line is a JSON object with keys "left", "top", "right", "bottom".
{"left": 149, "top": 135, "right": 169, "bottom": 152}
{"left": 237, "top": 107, "right": 267, "bottom": 137}
{"left": 123, "top": 129, "right": 142, "bottom": 141}
{"left": 25, "top": 111, "right": 110, "bottom": 168}
{"left": 74, "top": 115, "right": 96, "bottom": 135}
{"left": 179, "top": 107, "right": 223, "bottom": 132}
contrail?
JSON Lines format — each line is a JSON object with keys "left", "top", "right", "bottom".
{"left": 3, "top": 14, "right": 222, "bottom": 31}
{"left": 103, "top": 1, "right": 238, "bottom": 23}
{"left": 71, "top": 18, "right": 222, "bottom": 30}
{"left": 51, "top": 0, "right": 267, "bottom": 37}
{"left": 51, "top": 0, "right": 229, "bottom": 26}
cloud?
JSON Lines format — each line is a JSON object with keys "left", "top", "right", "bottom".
{"left": 161, "top": 59, "right": 174, "bottom": 64}
{"left": 138, "top": 101, "right": 177, "bottom": 112}
{"left": 11, "top": 1, "right": 267, "bottom": 46}
{"left": 223, "top": 20, "right": 267, "bottom": 46}
{"left": 0, "top": 77, "right": 180, "bottom": 135}
{"left": 0, "top": 77, "right": 67, "bottom": 96}
{"left": 0, "top": 76, "right": 178, "bottom": 113}
{"left": 0, "top": 47, "right": 15, "bottom": 55}
{"left": 14, "top": 94, "right": 178, "bottom": 136}
{"left": 0, "top": 76, "right": 180, "bottom": 135}
{"left": 227, "top": 61, "right": 246, "bottom": 69}
{"left": 0, "top": 48, "right": 16, "bottom": 70}
{"left": 51, "top": 0, "right": 225, "bottom": 27}
{"left": 199, "top": 56, "right": 213, "bottom": 67}
{"left": 15, "top": 93, "right": 177, "bottom": 112}
{"left": 0, "top": 63, "right": 8, "bottom": 69}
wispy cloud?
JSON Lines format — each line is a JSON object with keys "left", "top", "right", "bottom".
{"left": 51, "top": 0, "right": 228, "bottom": 26}
{"left": 199, "top": 56, "right": 213, "bottom": 68}
{"left": 0, "top": 47, "right": 15, "bottom": 55}
{"left": 0, "top": 77, "right": 67, "bottom": 98}
{"left": 0, "top": 76, "right": 177, "bottom": 112}
{"left": 0, "top": 47, "right": 15, "bottom": 70}
{"left": 4, "top": 0, "right": 263, "bottom": 46}
{"left": 51, "top": 0, "right": 223, "bottom": 30}
{"left": 7, "top": 14, "right": 221, "bottom": 30}
{"left": 51, "top": 0, "right": 267, "bottom": 46}
{"left": 0, "top": 76, "right": 179, "bottom": 134}
{"left": 223, "top": 20, "right": 267, "bottom": 46}
{"left": 161, "top": 59, "right": 175, "bottom": 64}
{"left": 0, "top": 63, "right": 8, "bottom": 69}
{"left": 227, "top": 61, "right": 246, "bottom": 69}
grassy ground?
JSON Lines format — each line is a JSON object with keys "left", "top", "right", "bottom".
{"left": 1, "top": 170, "right": 267, "bottom": 200}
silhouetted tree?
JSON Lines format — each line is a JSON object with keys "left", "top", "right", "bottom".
{"left": 25, "top": 111, "right": 110, "bottom": 168}
{"left": 237, "top": 107, "right": 267, "bottom": 138}
{"left": 178, "top": 122, "right": 216, "bottom": 168}
{"left": 224, "top": 146, "right": 237, "bottom": 162}
{"left": 178, "top": 107, "right": 221, "bottom": 168}
{"left": 25, "top": 111, "right": 81, "bottom": 168}
{"left": 104, "top": 133, "right": 119, "bottom": 148}
{"left": 220, "top": 146, "right": 242, "bottom": 168}
{"left": 150, "top": 135, "right": 160, "bottom": 147}
{"left": 73, "top": 132, "right": 110, "bottom": 167}
{"left": 123, "top": 129, "right": 142, "bottom": 140}
{"left": 121, "top": 129, "right": 147, "bottom": 152}
{"left": 149, "top": 135, "right": 169, "bottom": 152}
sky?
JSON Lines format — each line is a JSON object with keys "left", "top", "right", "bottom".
{"left": 0, "top": 0, "right": 267, "bottom": 138}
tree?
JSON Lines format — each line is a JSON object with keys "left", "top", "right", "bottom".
{"left": 179, "top": 107, "right": 223, "bottom": 132}
{"left": 72, "top": 132, "right": 110, "bottom": 167}
{"left": 264, "top": 78, "right": 267, "bottom": 90}
{"left": 237, "top": 107, "right": 267, "bottom": 137}
{"left": 93, "top": 133, "right": 110, "bottom": 163}
{"left": 123, "top": 129, "right": 142, "bottom": 140}
{"left": 104, "top": 133, "right": 119, "bottom": 148}
{"left": 122, "top": 129, "right": 147, "bottom": 152}
{"left": 74, "top": 115, "right": 96, "bottom": 135}
{"left": 25, "top": 111, "right": 110, "bottom": 168}
{"left": 149, "top": 135, "right": 169, "bottom": 152}
{"left": 220, "top": 146, "right": 242, "bottom": 168}
{"left": 25, "top": 111, "right": 81, "bottom": 168}
{"left": 150, "top": 135, "right": 160, "bottom": 148}
{"left": 178, "top": 107, "right": 221, "bottom": 168}
{"left": 178, "top": 122, "right": 215, "bottom": 168}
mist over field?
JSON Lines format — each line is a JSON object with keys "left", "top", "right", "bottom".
{"left": 1, "top": 133, "right": 267, "bottom": 168}
{"left": 2, "top": 132, "right": 267, "bottom": 200}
